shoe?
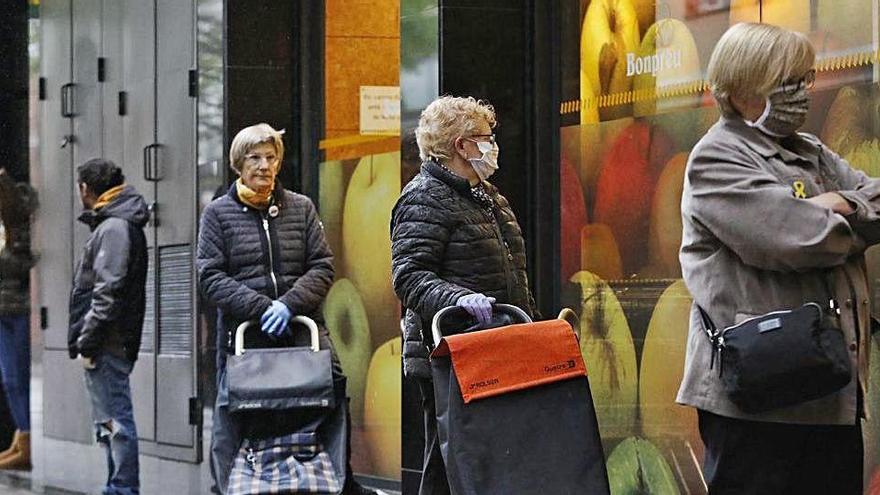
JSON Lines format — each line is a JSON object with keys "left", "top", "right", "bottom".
{"left": 0, "top": 431, "right": 30, "bottom": 470}
{"left": 0, "top": 431, "right": 22, "bottom": 462}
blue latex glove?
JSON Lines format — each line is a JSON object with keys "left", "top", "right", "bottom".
{"left": 261, "top": 300, "right": 292, "bottom": 338}
{"left": 456, "top": 293, "right": 496, "bottom": 326}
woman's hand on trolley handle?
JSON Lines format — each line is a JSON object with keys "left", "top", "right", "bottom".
{"left": 456, "top": 293, "right": 496, "bottom": 326}
{"left": 260, "top": 300, "right": 292, "bottom": 338}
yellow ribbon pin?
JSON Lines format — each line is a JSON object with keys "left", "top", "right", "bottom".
{"left": 792, "top": 180, "right": 807, "bottom": 199}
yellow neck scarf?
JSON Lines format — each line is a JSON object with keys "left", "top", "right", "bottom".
{"left": 93, "top": 184, "right": 126, "bottom": 210}
{"left": 236, "top": 179, "right": 273, "bottom": 210}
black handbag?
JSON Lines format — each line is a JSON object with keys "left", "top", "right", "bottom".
{"left": 227, "top": 317, "right": 335, "bottom": 413}
{"left": 699, "top": 298, "right": 852, "bottom": 414}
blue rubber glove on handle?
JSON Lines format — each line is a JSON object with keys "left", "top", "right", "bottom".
{"left": 456, "top": 293, "right": 496, "bottom": 326}
{"left": 260, "top": 300, "right": 292, "bottom": 337}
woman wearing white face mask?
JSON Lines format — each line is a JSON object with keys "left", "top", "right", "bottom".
{"left": 390, "top": 96, "right": 538, "bottom": 494}
{"left": 679, "top": 23, "right": 880, "bottom": 493}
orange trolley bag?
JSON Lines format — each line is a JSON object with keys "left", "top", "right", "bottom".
{"left": 430, "top": 304, "right": 610, "bottom": 495}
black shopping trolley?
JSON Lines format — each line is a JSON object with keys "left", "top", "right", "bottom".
{"left": 226, "top": 316, "right": 347, "bottom": 495}
{"left": 430, "top": 304, "right": 610, "bottom": 495}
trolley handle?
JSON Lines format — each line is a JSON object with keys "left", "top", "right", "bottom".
{"left": 431, "top": 303, "right": 532, "bottom": 348}
{"left": 234, "top": 315, "right": 320, "bottom": 356}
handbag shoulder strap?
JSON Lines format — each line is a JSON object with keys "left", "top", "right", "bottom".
{"left": 696, "top": 305, "right": 722, "bottom": 373}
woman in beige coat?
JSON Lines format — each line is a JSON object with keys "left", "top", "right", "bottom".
{"left": 678, "top": 23, "right": 880, "bottom": 494}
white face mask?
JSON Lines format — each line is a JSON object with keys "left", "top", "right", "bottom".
{"left": 467, "top": 140, "right": 500, "bottom": 182}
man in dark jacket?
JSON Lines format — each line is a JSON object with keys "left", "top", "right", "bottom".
{"left": 68, "top": 158, "right": 148, "bottom": 495}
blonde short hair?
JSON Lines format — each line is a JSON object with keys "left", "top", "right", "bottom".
{"left": 708, "top": 23, "right": 815, "bottom": 116}
{"left": 415, "top": 96, "right": 496, "bottom": 162}
{"left": 229, "top": 123, "right": 285, "bottom": 173}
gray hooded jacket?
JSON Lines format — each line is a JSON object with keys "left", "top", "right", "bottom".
{"left": 68, "top": 185, "right": 149, "bottom": 362}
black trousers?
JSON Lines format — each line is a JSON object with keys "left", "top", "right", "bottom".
{"left": 417, "top": 378, "right": 451, "bottom": 495}
{"left": 698, "top": 410, "right": 863, "bottom": 495}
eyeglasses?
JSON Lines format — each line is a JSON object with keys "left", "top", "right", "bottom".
{"left": 244, "top": 153, "right": 278, "bottom": 166}
{"left": 779, "top": 69, "right": 816, "bottom": 95}
{"left": 466, "top": 133, "right": 496, "bottom": 145}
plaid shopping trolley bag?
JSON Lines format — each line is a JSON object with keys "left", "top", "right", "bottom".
{"left": 227, "top": 316, "right": 346, "bottom": 495}
{"left": 430, "top": 304, "right": 610, "bottom": 495}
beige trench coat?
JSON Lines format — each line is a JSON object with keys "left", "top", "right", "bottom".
{"left": 677, "top": 116, "right": 880, "bottom": 424}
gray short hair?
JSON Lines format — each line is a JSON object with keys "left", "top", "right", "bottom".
{"left": 707, "top": 23, "right": 815, "bottom": 116}
{"left": 229, "top": 123, "right": 285, "bottom": 174}
{"left": 415, "top": 96, "right": 496, "bottom": 163}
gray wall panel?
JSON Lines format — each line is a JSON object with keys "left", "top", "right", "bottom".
{"left": 39, "top": 0, "right": 74, "bottom": 350}
{"left": 71, "top": 0, "right": 103, "bottom": 258}
{"left": 101, "top": 0, "right": 125, "bottom": 167}
{"left": 156, "top": 355, "right": 193, "bottom": 446}
{"left": 42, "top": 350, "right": 91, "bottom": 443}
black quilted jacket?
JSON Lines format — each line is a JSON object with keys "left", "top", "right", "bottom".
{"left": 197, "top": 182, "right": 333, "bottom": 352}
{"left": 391, "top": 160, "right": 537, "bottom": 378}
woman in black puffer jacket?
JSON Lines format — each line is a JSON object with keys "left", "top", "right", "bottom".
{"left": 197, "top": 123, "right": 375, "bottom": 495}
{"left": 391, "top": 96, "right": 538, "bottom": 495}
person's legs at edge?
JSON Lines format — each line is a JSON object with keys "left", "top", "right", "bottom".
{"left": 699, "top": 409, "right": 800, "bottom": 495}
{"left": 0, "top": 315, "right": 30, "bottom": 469}
{"left": 786, "top": 420, "right": 862, "bottom": 495}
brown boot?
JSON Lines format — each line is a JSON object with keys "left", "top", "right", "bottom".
{"left": 0, "top": 431, "right": 22, "bottom": 462}
{"left": 0, "top": 431, "right": 30, "bottom": 470}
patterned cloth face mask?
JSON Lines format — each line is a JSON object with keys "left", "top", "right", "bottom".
{"left": 747, "top": 75, "right": 812, "bottom": 137}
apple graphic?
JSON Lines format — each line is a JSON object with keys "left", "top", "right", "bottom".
{"left": 570, "top": 270, "right": 638, "bottom": 439}
{"left": 817, "top": 0, "right": 873, "bottom": 49}
{"left": 606, "top": 436, "right": 681, "bottom": 495}
{"left": 562, "top": 157, "right": 589, "bottom": 281}
{"left": 580, "top": 224, "right": 624, "bottom": 281}
{"left": 593, "top": 121, "right": 675, "bottom": 275}
{"left": 639, "top": 280, "right": 703, "bottom": 463}
{"left": 632, "top": 19, "right": 703, "bottom": 151}
{"left": 631, "top": 0, "right": 655, "bottom": 37}
{"left": 632, "top": 18, "right": 702, "bottom": 117}
{"left": 581, "top": 0, "right": 640, "bottom": 120}
{"left": 323, "top": 278, "right": 372, "bottom": 423}
{"left": 342, "top": 152, "right": 401, "bottom": 345}
{"left": 729, "top": 0, "right": 811, "bottom": 32}
{"left": 580, "top": 53, "right": 600, "bottom": 126}
{"left": 363, "top": 337, "right": 402, "bottom": 480}
{"left": 844, "top": 140, "right": 880, "bottom": 179}
{"left": 820, "top": 85, "right": 878, "bottom": 156}
{"left": 580, "top": 117, "right": 636, "bottom": 202}
{"left": 643, "top": 152, "right": 688, "bottom": 279}
{"left": 319, "top": 159, "right": 349, "bottom": 276}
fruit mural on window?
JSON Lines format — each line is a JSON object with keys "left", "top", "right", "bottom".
{"left": 568, "top": 1, "right": 880, "bottom": 493}
{"left": 319, "top": 151, "right": 401, "bottom": 480}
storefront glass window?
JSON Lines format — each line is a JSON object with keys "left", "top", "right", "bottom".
{"left": 560, "top": 1, "right": 880, "bottom": 492}
{"left": 318, "top": 0, "right": 402, "bottom": 483}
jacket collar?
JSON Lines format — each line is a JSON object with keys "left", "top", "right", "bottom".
{"left": 422, "top": 159, "right": 500, "bottom": 197}
{"left": 227, "top": 179, "right": 286, "bottom": 209}
{"left": 718, "top": 116, "right": 820, "bottom": 166}
{"left": 423, "top": 159, "right": 472, "bottom": 196}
